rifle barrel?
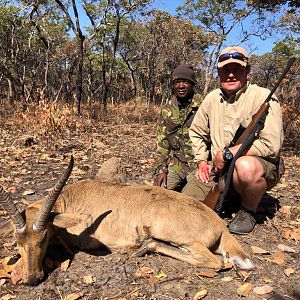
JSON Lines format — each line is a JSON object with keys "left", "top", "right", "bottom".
{"left": 266, "top": 57, "right": 296, "bottom": 102}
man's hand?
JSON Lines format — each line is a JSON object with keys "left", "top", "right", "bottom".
{"left": 213, "top": 150, "right": 225, "bottom": 173}
{"left": 154, "top": 169, "right": 167, "bottom": 188}
{"left": 195, "top": 161, "right": 212, "bottom": 183}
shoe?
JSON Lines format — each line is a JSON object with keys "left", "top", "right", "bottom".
{"left": 228, "top": 209, "right": 256, "bottom": 235}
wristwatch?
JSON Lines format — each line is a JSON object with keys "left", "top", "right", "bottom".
{"left": 222, "top": 147, "right": 233, "bottom": 162}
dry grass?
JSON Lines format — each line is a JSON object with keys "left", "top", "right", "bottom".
{"left": 0, "top": 100, "right": 160, "bottom": 137}
{"left": 86, "top": 99, "right": 160, "bottom": 125}
{"left": 281, "top": 104, "right": 300, "bottom": 154}
{"left": 0, "top": 100, "right": 298, "bottom": 154}
{"left": 12, "top": 103, "right": 87, "bottom": 136}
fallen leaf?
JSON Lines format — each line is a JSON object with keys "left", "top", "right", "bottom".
{"left": 290, "top": 219, "right": 300, "bottom": 225}
{"left": 60, "top": 259, "right": 71, "bottom": 272}
{"left": 237, "top": 282, "right": 253, "bottom": 297}
{"left": 290, "top": 228, "right": 300, "bottom": 241}
{"left": 196, "top": 270, "right": 218, "bottom": 278}
{"left": 253, "top": 284, "right": 273, "bottom": 295}
{"left": 277, "top": 244, "right": 296, "bottom": 253}
{"left": 93, "top": 141, "right": 106, "bottom": 149}
{"left": 154, "top": 271, "right": 167, "bottom": 280}
{"left": 221, "top": 276, "right": 233, "bottom": 282}
{"left": 73, "top": 169, "right": 86, "bottom": 176}
{"left": 221, "top": 262, "right": 233, "bottom": 271}
{"left": 0, "top": 278, "right": 6, "bottom": 286}
{"left": 251, "top": 245, "right": 270, "bottom": 254}
{"left": 268, "top": 250, "right": 285, "bottom": 265}
{"left": 148, "top": 275, "right": 157, "bottom": 285}
{"left": 83, "top": 275, "right": 96, "bottom": 284}
{"left": 262, "top": 277, "right": 272, "bottom": 283}
{"left": 7, "top": 187, "right": 16, "bottom": 193}
{"left": 14, "top": 178, "right": 22, "bottom": 184}
{"left": 0, "top": 295, "right": 15, "bottom": 300}
{"left": 284, "top": 268, "right": 295, "bottom": 277}
{"left": 275, "top": 181, "right": 288, "bottom": 188}
{"left": 129, "top": 288, "right": 139, "bottom": 297}
{"left": 135, "top": 266, "right": 154, "bottom": 277}
{"left": 10, "top": 259, "right": 23, "bottom": 285}
{"left": 193, "top": 289, "right": 208, "bottom": 299}
{"left": 279, "top": 206, "right": 291, "bottom": 214}
{"left": 63, "top": 293, "right": 81, "bottom": 300}
{"left": 22, "top": 189, "right": 35, "bottom": 195}
{"left": 270, "top": 237, "right": 279, "bottom": 243}
{"left": 280, "top": 223, "right": 290, "bottom": 228}
{"left": 282, "top": 230, "right": 292, "bottom": 240}
{"left": 238, "top": 270, "right": 253, "bottom": 281}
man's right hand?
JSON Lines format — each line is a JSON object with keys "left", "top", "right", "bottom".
{"left": 154, "top": 170, "right": 167, "bottom": 188}
{"left": 195, "top": 161, "right": 211, "bottom": 183}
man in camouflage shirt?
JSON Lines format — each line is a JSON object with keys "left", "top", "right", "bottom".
{"left": 154, "top": 64, "right": 202, "bottom": 191}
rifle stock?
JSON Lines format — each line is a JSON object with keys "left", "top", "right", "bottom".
{"left": 202, "top": 57, "right": 296, "bottom": 212}
{"left": 203, "top": 184, "right": 221, "bottom": 209}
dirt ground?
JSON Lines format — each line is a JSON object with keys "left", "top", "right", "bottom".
{"left": 0, "top": 117, "right": 299, "bottom": 300}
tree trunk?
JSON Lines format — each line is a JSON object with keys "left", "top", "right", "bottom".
{"left": 75, "top": 37, "right": 84, "bottom": 115}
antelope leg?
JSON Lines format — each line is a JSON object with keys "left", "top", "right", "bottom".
{"left": 136, "top": 240, "right": 221, "bottom": 269}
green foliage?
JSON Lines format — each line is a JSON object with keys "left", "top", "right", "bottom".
{"left": 177, "top": 0, "right": 251, "bottom": 41}
{"left": 247, "top": 0, "right": 300, "bottom": 12}
{"left": 0, "top": 0, "right": 298, "bottom": 110}
{"left": 272, "top": 40, "right": 299, "bottom": 57}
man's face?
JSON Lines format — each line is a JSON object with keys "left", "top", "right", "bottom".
{"left": 173, "top": 79, "right": 194, "bottom": 102}
{"left": 218, "top": 63, "right": 249, "bottom": 97}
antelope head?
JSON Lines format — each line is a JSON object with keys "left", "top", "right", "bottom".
{"left": 0, "top": 156, "right": 74, "bottom": 285}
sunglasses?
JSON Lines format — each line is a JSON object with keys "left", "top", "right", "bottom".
{"left": 218, "top": 52, "right": 248, "bottom": 63}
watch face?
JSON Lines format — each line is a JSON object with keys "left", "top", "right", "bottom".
{"left": 223, "top": 149, "right": 233, "bottom": 161}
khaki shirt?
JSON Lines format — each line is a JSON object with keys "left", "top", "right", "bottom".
{"left": 189, "top": 83, "right": 283, "bottom": 164}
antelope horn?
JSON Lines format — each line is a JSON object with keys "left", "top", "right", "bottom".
{"left": 0, "top": 186, "right": 26, "bottom": 233}
{"left": 33, "top": 156, "right": 74, "bottom": 231}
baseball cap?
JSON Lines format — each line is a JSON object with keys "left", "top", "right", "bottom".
{"left": 218, "top": 46, "right": 249, "bottom": 68}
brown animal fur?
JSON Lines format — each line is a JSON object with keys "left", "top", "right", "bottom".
{"left": 1, "top": 180, "right": 254, "bottom": 285}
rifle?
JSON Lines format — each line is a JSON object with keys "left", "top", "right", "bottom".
{"left": 203, "top": 57, "right": 296, "bottom": 212}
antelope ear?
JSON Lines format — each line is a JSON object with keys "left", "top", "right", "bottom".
{"left": 0, "top": 220, "right": 15, "bottom": 238}
{"left": 53, "top": 213, "right": 82, "bottom": 228}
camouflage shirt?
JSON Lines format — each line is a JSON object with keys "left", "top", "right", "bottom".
{"left": 154, "top": 93, "right": 202, "bottom": 176}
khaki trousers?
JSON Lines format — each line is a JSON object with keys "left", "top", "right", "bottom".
{"left": 182, "top": 157, "right": 279, "bottom": 202}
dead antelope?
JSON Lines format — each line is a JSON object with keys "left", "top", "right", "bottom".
{"left": 0, "top": 156, "right": 254, "bottom": 285}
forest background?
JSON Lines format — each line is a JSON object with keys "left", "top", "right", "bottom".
{"left": 0, "top": 1, "right": 299, "bottom": 299}
{"left": 0, "top": 0, "right": 299, "bottom": 120}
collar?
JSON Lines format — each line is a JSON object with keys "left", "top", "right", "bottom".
{"left": 220, "top": 82, "right": 249, "bottom": 103}
{"left": 172, "top": 93, "right": 194, "bottom": 109}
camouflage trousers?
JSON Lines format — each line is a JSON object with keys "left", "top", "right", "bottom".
{"left": 166, "top": 160, "right": 195, "bottom": 192}
{"left": 166, "top": 169, "right": 188, "bottom": 191}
